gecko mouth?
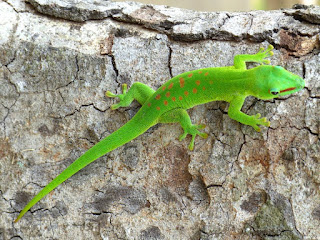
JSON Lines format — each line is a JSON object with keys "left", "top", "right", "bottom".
{"left": 280, "top": 87, "right": 296, "bottom": 93}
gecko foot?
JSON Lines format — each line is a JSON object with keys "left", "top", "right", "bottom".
{"left": 179, "top": 124, "right": 208, "bottom": 150}
{"left": 251, "top": 113, "right": 270, "bottom": 132}
{"left": 255, "top": 45, "right": 274, "bottom": 65}
{"left": 106, "top": 84, "right": 128, "bottom": 110}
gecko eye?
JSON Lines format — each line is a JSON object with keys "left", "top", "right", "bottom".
{"left": 269, "top": 88, "right": 279, "bottom": 95}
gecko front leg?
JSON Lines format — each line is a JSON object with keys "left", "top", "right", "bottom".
{"left": 233, "top": 45, "right": 274, "bottom": 70}
{"left": 228, "top": 96, "right": 270, "bottom": 132}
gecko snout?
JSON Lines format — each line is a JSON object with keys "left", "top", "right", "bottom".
{"left": 296, "top": 76, "right": 305, "bottom": 90}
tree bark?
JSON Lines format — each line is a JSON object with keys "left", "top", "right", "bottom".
{"left": 0, "top": 0, "right": 319, "bottom": 239}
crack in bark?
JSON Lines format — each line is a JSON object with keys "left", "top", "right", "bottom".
{"left": 302, "top": 62, "right": 307, "bottom": 79}
{"left": 29, "top": 207, "right": 49, "bottom": 216}
{"left": 9, "top": 236, "right": 22, "bottom": 240}
{"left": 21, "top": 181, "right": 46, "bottom": 190}
{"left": 75, "top": 54, "right": 80, "bottom": 79}
{"left": 4, "top": 54, "right": 17, "bottom": 72}
{"left": 167, "top": 44, "right": 173, "bottom": 78}
{"left": 84, "top": 211, "right": 113, "bottom": 216}
{"left": 49, "top": 102, "right": 107, "bottom": 120}
{"left": 3, "top": 0, "right": 19, "bottom": 14}
{"left": 108, "top": 54, "right": 119, "bottom": 87}
{"left": 79, "top": 137, "right": 96, "bottom": 145}
{"left": 206, "top": 184, "right": 223, "bottom": 189}
{"left": 1, "top": 104, "right": 10, "bottom": 138}
{"left": 293, "top": 125, "right": 319, "bottom": 137}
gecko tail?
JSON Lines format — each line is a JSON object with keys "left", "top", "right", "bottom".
{"left": 14, "top": 108, "right": 157, "bottom": 222}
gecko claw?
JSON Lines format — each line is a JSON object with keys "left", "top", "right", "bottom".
{"left": 255, "top": 126, "right": 261, "bottom": 132}
{"left": 179, "top": 132, "right": 188, "bottom": 141}
{"left": 106, "top": 84, "right": 129, "bottom": 110}
{"left": 251, "top": 113, "right": 270, "bottom": 131}
{"left": 179, "top": 124, "right": 208, "bottom": 150}
{"left": 111, "top": 103, "right": 121, "bottom": 110}
{"left": 106, "top": 91, "right": 117, "bottom": 98}
{"left": 255, "top": 45, "right": 274, "bottom": 65}
{"left": 106, "top": 84, "right": 128, "bottom": 98}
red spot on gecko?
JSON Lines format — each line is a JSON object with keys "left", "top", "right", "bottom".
{"left": 188, "top": 73, "right": 193, "bottom": 78}
{"left": 148, "top": 103, "right": 151, "bottom": 107}
{"left": 179, "top": 78, "right": 185, "bottom": 88}
{"left": 209, "top": 80, "right": 213, "bottom": 84}
{"left": 203, "top": 86, "right": 206, "bottom": 91}
{"left": 204, "top": 72, "right": 209, "bottom": 76}
{"left": 184, "top": 91, "right": 189, "bottom": 96}
{"left": 198, "top": 71, "right": 203, "bottom": 74}
{"left": 156, "top": 106, "right": 160, "bottom": 111}
{"left": 168, "top": 83, "right": 173, "bottom": 89}
{"left": 195, "top": 80, "right": 200, "bottom": 86}
{"left": 179, "top": 96, "right": 183, "bottom": 100}
{"left": 155, "top": 94, "right": 161, "bottom": 100}
{"left": 172, "top": 97, "right": 176, "bottom": 101}
{"left": 162, "top": 86, "right": 166, "bottom": 91}
{"left": 193, "top": 88, "right": 197, "bottom": 94}
{"left": 164, "top": 100, "right": 168, "bottom": 106}
{"left": 165, "top": 92, "right": 170, "bottom": 97}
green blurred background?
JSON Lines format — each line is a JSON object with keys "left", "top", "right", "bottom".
{"left": 113, "top": 0, "right": 319, "bottom": 11}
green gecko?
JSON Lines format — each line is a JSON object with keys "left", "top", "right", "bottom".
{"left": 14, "top": 45, "right": 304, "bottom": 222}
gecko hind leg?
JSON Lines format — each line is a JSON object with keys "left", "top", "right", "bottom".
{"left": 159, "top": 108, "right": 208, "bottom": 150}
{"left": 106, "top": 82, "right": 155, "bottom": 110}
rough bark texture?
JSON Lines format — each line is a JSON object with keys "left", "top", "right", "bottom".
{"left": 0, "top": 0, "right": 319, "bottom": 239}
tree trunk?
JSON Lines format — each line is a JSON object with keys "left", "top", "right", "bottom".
{"left": 1, "top": 1, "right": 319, "bottom": 239}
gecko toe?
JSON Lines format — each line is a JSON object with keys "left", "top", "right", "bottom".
{"left": 179, "top": 132, "right": 187, "bottom": 141}
{"left": 199, "top": 132, "right": 208, "bottom": 139}
{"left": 254, "top": 126, "right": 261, "bottom": 132}
{"left": 111, "top": 104, "right": 120, "bottom": 110}
{"left": 106, "top": 91, "right": 117, "bottom": 98}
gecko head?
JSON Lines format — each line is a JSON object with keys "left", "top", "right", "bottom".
{"left": 252, "top": 65, "right": 305, "bottom": 100}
